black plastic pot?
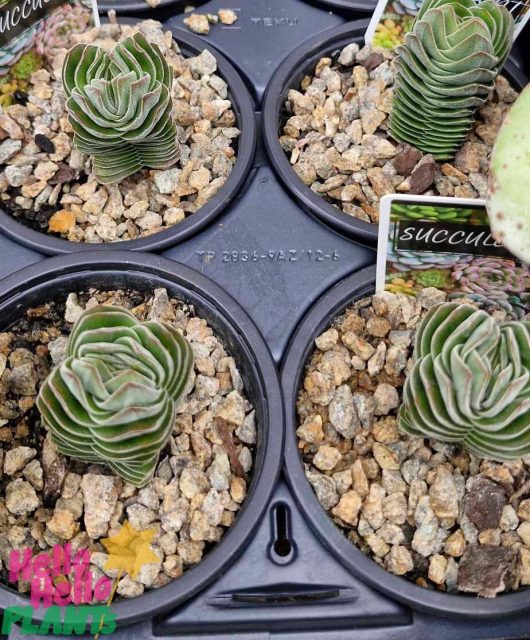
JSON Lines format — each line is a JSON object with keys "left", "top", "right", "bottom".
{"left": 302, "top": 0, "right": 376, "bottom": 11}
{"left": 263, "top": 20, "right": 529, "bottom": 246}
{"left": 0, "top": 27, "right": 256, "bottom": 256}
{"left": 282, "top": 265, "right": 530, "bottom": 619}
{"left": 0, "top": 251, "right": 283, "bottom": 627}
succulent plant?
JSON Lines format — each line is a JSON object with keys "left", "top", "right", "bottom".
{"left": 451, "top": 257, "right": 530, "bottom": 301}
{"left": 63, "top": 32, "right": 180, "bottom": 184}
{"left": 0, "top": 26, "right": 38, "bottom": 77}
{"left": 448, "top": 291, "right": 530, "bottom": 320}
{"left": 391, "top": 0, "right": 423, "bottom": 16}
{"left": 487, "top": 85, "right": 530, "bottom": 265}
{"left": 411, "top": 268, "right": 453, "bottom": 289}
{"left": 391, "top": 203, "right": 477, "bottom": 223}
{"left": 35, "top": 2, "right": 91, "bottom": 63}
{"left": 399, "top": 302, "right": 530, "bottom": 459}
{"left": 37, "top": 305, "right": 194, "bottom": 487}
{"left": 389, "top": 0, "right": 514, "bottom": 159}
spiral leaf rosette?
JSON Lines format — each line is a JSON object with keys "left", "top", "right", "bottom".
{"left": 63, "top": 32, "right": 179, "bottom": 184}
{"left": 37, "top": 306, "right": 194, "bottom": 487}
{"left": 389, "top": 0, "right": 514, "bottom": 159}
{"left": 399, "top": 302, "right": 530, "bottom": 459}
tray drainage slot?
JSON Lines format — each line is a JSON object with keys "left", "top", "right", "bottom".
{"left": 208, "top": 585, "right": 358, "bottom": 608}
{"left": 273, "top": 504, "right": 292, "bottom": 558}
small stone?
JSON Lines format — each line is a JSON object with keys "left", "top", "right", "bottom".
{"left": 464, "top": 477, "right": 506, "bottom": 531}
{"left": 5, "top": 165, "right": 33, "bottom": 187}
{"left": 351, "top": 459, "right": 369, "bottom": 498}
{"left": 338, "top": 43, "right": 359, "bottom": 66}
{"left": 218, "top": 9, "right": 238, "bottom": 24}
{"left": 49, "top": 210, "right": 76, "bottom": 234}
{"left": 315, "top": 328, "right": 339, "bottom": 351}
{"left": 386, "top": 545, "right": 413, "bottom": 575}
{"left": 518, "top": 548, "right": 530, "bottom": 586}
{"left": 393, "top": 144, "right": 422, "bottom": 176}
{"left": 366, "top": 317, "right": 391, "bottom": 337}
{"left": 184, "top": 13, "right": 210, "bottom": 34}
{"left": 47, "top": 508, "right": 77, "bottom": 539}
{"left": 373, "top": 384, "right": 399, "bottom": 416}
{"left": 6, "top": 480, "right": 39, "bottom": 515}
{"left": 21, "top": 180, "right": 47, "bottom": 198}
{"left": 126, "top": 503, "right": 157, "bottom": 531}
{"left": 117, "top": 575, "right": 144, "bottom": 598}
{"left": 328, "top": 384, "right": 359, "bottom": 439}
{"left": 0, "top": 114, "right": 23, "bottom": 140}
{"left": 362, "top": 483, "right": 385, "bottom": 529}
{"left": 409, "top": 158, "right": 435, "bottom": 194}
{"left": 372, "top": 417, "right": 399, "bottom": 444}
{"left": 35, "top": 161, "right": 59, "bottom": 181}
{"left": 412, "top": 496, "right": 444, "bottom": 557}
{"left": 4, "top": 446, "right": 36, "bottom": 475}
{"left": 429, "top": 466, "right": 459, "bottom": 519}
{"left": 0, "top": 139, "right": 22, "bottom": 164}
{"left": 517, "top": 499, "right": 530, "bottom": 521}
{"left": 373, "top": 443, "right": 400, "bottom": 470}
{"left": 154, "top": 168, "right": 180, "bottom": 195}
{"left": 332, "top": 490, "right": 362, "bottom": 526}
{"left": 23, "top": 460, "right": 43, "bottom": 490}
{"left": 428, "top": 554, "right": 447, "bottom": 585}
{"left": 81, "top": 474, "right": 120, "bottom": 538}
{"left": 296, "top": 414, "right": 324, "bottom": 444}
{"left": 34, "top": 134, "right": 55, "bottom": 154}
{"left": 94, "top": 214, "right": 117, "bottom": 242}
{"left": 306, "top": 470, "right": 339, "bottom": 510}
{"left": 458, "top": 545, "right": 516, "bottom": 597}
{"left": 500, "top": 505, "right": 519, "bottom": 532}
{"left": 443, "top": 529, "right": 465, "bottom": 557}
{"left": 313, "top": 445, "right": 342, "bottom": 472}
{"left": 382, "top": 492, "right": 407, "bottom": 524}
{"left": 517, "top": 521, "right": 530, "bottom": 545}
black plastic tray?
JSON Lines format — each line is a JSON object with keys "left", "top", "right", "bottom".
{"left": 1, "top": 0, "right": 529, "bottom": 638}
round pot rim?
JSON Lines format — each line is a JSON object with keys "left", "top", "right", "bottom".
{"left": 0, "top": 27, "right": 256, "bottom": 256}
{"left": 281, "top": 265, "right": 530, "bottom": 619}
{"left": 302, "top": 0, "right": 377, "bottom": 11}
{"left": 262, "top": 20, "right": 529, "bottom": 246}
{"left": 0, "top": 251, "right": 283, "bottom": 626}
{"left": 98, "top": 0, "right": 187, "bottom": 14}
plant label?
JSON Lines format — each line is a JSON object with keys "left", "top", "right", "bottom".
{"left": 376, "top": 195, "right": 530, "bottom": 317}
{"left": 365, "top": 0, "right": 529, "bottom": 49}
{"left": 0, "top": 0, "right": 99, "bottom": 88}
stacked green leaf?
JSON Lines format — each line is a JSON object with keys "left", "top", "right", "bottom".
{"left": 399, "top": 302, "right": 530, "bottom": 459}
{"left": 37, "top": 306, "right": 194, "bottom": 487}
{"left": 63, "top": 32, "right": 180, "bottom": 184}
{"left": 389, "top": 0, "right": 514, "bottom": 159}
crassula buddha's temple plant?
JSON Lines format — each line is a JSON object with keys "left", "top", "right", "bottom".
{"left": 487, "top": 85, "right": 530, "bottom": 265}
{"left": 399, "top": 302, "right": 530, "bottom": 459}
{"left": 389, "top": 0, "right": 514, "bottom": 159}
{"left": 37, "top": 305, "right": 193, "bottom": 487}
{"left": 63, "top": 32, "right": 180, "bottom": 184}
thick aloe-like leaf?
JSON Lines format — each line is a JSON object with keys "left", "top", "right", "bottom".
{"left": 399, "top": 302, "right": 530, "bottom": 460}
{"left": 37, "top": 306, "right": 194, "bottom": 487}
{"left": 389, "top": 0, "right": 514, "bottom": 159}
{"left": 487, "top": 85, "right": 530, "bottom": 265}
{"left": 63, "top": 32, "right": 179, "bottom": 184}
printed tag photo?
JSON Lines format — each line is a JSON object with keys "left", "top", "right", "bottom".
{"left": 365, "top": 0, "right": 530, "bottom": 49}
{"left": 376, "top": 195, "right": 530, "bottom": 318}
{"left": 0, "top": 0, "right": 99, "bottom": 106}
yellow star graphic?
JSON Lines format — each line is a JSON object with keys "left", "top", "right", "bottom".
{"left": 102, "top": 520, "right": 159, "bottom": 580}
